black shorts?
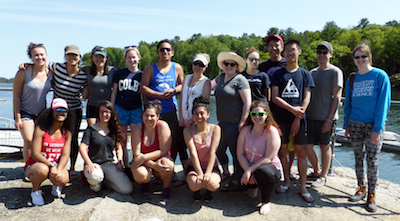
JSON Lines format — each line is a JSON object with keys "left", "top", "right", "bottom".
{"left": 86, "top": 105, "right": 99, "bottom": 119}
{"left": 279, "top": 119, "right": 307, "bottom": 145}
{"left": 306, "top": 119, "right": 336, "bottom": 145}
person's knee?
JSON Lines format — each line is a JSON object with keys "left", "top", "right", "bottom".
{"left": 116, "top": 183, "right": 133, "bottom": 195}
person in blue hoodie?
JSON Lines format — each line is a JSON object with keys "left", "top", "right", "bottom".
{"left": 344, "top": 42, "right": 391, "bottom": 213}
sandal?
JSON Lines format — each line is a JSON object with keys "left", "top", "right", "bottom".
{"left": 299, "top": 192, "right": 314, "bottom": 203}
{"left": 276, "top": 185, "right": 290, "bottom": 194}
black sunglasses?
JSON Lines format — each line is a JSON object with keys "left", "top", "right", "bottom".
{"left": 158, "top": 47, "right": 171, "bottom": 52}
{"left": 193, "top": 62, "right": 205, "bottom": 67}
{"left": 223, "top": 62, "right": 237, "bottom": 67}
{"left": 317, "top": 51, "right": 329, "bottom": 55}
{"left": 354, "top": 55, "right": 368, "bottom": 59}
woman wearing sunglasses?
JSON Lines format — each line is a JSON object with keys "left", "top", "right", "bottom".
{"left": 110, "top": 46, "right": 143, "bottom": 167}
{"left": 241, "top": 47, "right": 270, "bottom": 103}
{"left": 79, "top": 100, "right": 132, "bottom": 194}
{"left": 211, "top": 52, "right": 251, "bottom": 189}
{"left": 13, "top": 43, "right": 52, "bottom": 168}
{"left": 177, "top": 53, "right": 211, "bottom": 186}
{"left": 24, "top": 98, "right": 74, "bottom": 206}
{"left": 83, "top": 46, "right": 117, "bottom": 126}
{"left": 236, "top": 100, "right": 282, "bottom": 215}
{"left": 344, "top": 43, "right": 391, "bottom": 212}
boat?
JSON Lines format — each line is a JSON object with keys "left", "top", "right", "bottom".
{"left": 335, "top": 128, "right": 400, "bottom": 152}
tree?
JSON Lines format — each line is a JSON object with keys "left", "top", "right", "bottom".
{"left": 267, "top": 27, "right": 279, "bottom": 35}
{"left": 357, "top": 18, "right": 370, "bottom": 29}
{"left": 320, "top": 21, "right": 341, "bottom": 42}
{"left": 386, "top": 20, "right": 399, "bottom": 27}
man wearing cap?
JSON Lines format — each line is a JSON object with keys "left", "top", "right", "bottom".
{"left": 258, "top": 34, "right": 287, "bottom": 78}
{"left": 140, "top": 39, "right": 185, "bottom": 165}
{"left": 271, "top": 40, "right": 315, "bottom": 202}
{"left": 306, "top": 41, "right": 343, "bottom": 188}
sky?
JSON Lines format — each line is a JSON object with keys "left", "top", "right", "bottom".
{"left": 1, "top": 0, "right": 399, "bottom": 79}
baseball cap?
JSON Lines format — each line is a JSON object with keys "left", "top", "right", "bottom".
{"left": 92, "top": 46, "right": 107, "bottom": 57}
{"left": 64, "top": 45, "right": 80, "bottom": 55}
{"left": 51, "top": 98, "right": 69, "bottom": 110}
{"left": 317, "top": 41, "right": 333, "bottom": 52}
{"left": 265, "top": 34, "right": 284, "bottom": 48}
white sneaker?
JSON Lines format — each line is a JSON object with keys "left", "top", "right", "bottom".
{"left": 31, "top": 190, "right": 44, "bottom": 206}
{"left": 89, "top": 183, "right": 101, "bottom": 192}
{"left": 51, "top": 185, "right": 63, "bottom": 197}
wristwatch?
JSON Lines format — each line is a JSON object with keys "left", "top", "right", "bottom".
{"left": 49, "top": 162, "right": 56, "bottom": 169}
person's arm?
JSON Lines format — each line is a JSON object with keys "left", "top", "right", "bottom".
{"left": 210, "top": 75, "right": 219, "bottom": 90}
{"left": 13, "top": 70, "right": 26, "bottom": 130}
{"left": 115, "top": 141, "right": 124, "bottom": 171}
{"left": 184, "top": 127, "right": 203, "bottom": 178}
{"left": 371, "top": 72, "right": 391, "bottom": 143}
{"left": 204, "top": 125, "right": 221, "bottom": 178}
{"left": 271, "top": 86, "right": 304, "bottom": 118}
{"left": 78, "top": 141, "right": 97, "bottom": 173}
{"left": 179, "top": 76, "right": 188, "bottom": 127}
{"left": 140, "top": 65, "right": 163, "bottom": 99}
{"left": 110, "top": 82, "right": 118, "bottom": 104}
{"left": 322, "top": 86, "right": 342, "bottom": 133}
{"left": 202, "top": 79, "right": 211, "bottom": 99}
{"left": 238, "top": 88, "right": 251, "bottom": 131}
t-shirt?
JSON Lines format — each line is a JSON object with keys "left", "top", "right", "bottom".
{"left": 241, "top": 71, "right": 270, "bottom": 103}
{"left": 112, "top": 68, "right": 142, "bottom": 110}
{"left": 307, "top": 65, "right": 343, "bottom": 121}
{"left": 258, "top": 58, "right": 287, "bottom": 78}
{"left": 24, "top": 130, "right": 67, "bottom": 169}
{"left": 344, "top": 68, "right": 391, "bottom": 133}
{"left": 271, "top": 67, "right": 315, "bottom": 123}
{"left": 87, "top": 67, "right": 116, "bottom": 107}
{"left": 49, "top": 62, "right": 88, "bottom": 110}
{"left": 214, "top": 73, "right": 250, "bottom": 123}
{"left": 81, "top": 126, "right": 116, "bottom": 165}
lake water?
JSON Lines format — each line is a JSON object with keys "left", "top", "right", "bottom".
{"left": 1, "top": 83, "right": 400, "bottom": 185}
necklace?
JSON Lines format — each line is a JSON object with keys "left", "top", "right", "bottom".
{"left": 185, "top": 75, "right": 203, "bottom": 111}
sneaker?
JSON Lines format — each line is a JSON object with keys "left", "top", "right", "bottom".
{"left": 162, "top": 187, "right": 171, "bottom": 201}
{"left": 366, "top": 192, "right": 377, "bottom": 212}
{"left": 312, "top": 177, "right": 327, "bottom": 188}
{"left": 31, "top": 190, "right": 44, "bottom": 206}
{"left": 51, "top": 185, "right": 63, "bottom": 197}
{"left": 89, "top": 183, "right": 102, "bottom": 192}
{"left": 203, "top": 190, "right": 213, "bottom": 202}
{"left": 349, "top": 185, "right": 367, "bottom": 202}
{"left": 192, "top": 191, "right": 201, "bottom": 202}
{"left": 141, "top": 183, "right": 150, "bottom": 195}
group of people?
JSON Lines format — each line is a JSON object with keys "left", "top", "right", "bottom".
{"left": 13, "top": 36, "right": 390, "bottom": 214}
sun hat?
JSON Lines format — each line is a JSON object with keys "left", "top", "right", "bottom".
{"left": 265, "top": 34, "right": 284, "bottom": 48}
{"left": 92, "top": 46, "right": 107, "bottom": 57}
{"left": 64, "top": 45, "right": 80, "bottom": 55}
{"left": 317, "top": 41, "right": 333, "bottom": 52}
{"left": 217, "top": 52, "right": 246, "bottom": 72}
{"left": 193, "top": 54, "right": 209, "bottom": 66}
{"left": 51, "top": 98, "right": 69, "bottom": 110}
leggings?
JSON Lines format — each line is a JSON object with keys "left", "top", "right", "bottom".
{"left": 70, "top": 108, "right": 82, "bottom": 171}
{"left": 235, "top": 164, "right": 281, "bottom": 203}
{"left": 160, "top": 109, "right": 188, "bottom": 162}
{"left": 348, "top": 120, "right": 383, "bottom": 193}
{"left": 217, "top": 122, "right": 239, "bottom": 175}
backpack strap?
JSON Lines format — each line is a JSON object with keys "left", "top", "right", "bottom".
{"left": 349, "top": 72, "right": 356, "bottom": 89}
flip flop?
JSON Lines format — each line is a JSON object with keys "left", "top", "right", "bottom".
{"left": 299, "top": 192, "right": 314, "bottom": 203}
{"left": 276, "top": 185, "right": 290, "bottom": 194}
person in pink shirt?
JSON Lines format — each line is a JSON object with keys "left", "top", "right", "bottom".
{"left": 236, "top": 100, "right": 283, "bottom": 215}
{"left": 184, "top": 96, "right": 221, "bottom": 202}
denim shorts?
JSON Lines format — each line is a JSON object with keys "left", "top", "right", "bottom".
{"left": 20, "top": 109, "right": 39, "bottom": 121}
{"left": 115, "top": 104, "right": 142, "bottom": 125}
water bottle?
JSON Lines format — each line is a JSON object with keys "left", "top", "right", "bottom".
{"left": 288, "top": 132, "right": 295, "bottom": 152}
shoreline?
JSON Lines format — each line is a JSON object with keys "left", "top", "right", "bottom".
{"left": 0, "top": 155, "right": 399, "bottom": 221}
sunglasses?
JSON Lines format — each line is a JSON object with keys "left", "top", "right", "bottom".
{"left": 54, "top": 108, "right": 68, "bottom": 113}
{"left": 317, "top": 51, "right": 329, "bottom": 55}
{"left": 158, "top": 47, "right": 171, "bottom": 52}
{"left": 249, "top": 57, "right": 259, "bottom": 62}
{"left": 223, "top": 62, "right": 237, "bottom": 67}
{"left": 193, "top": 62, "right": 205, "bottom": 67}
{"left": 354, "top": 55, "right": 368, "bottom": 59}
{"left": 124, "top": 45, "right": 137, "bottom": 49}
{"left": 250, "top": 111, "right": 267, "bottom": 117}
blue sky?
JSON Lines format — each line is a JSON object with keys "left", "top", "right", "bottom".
{"left": 1, "top": 0, "right": 399, "bottom": 79}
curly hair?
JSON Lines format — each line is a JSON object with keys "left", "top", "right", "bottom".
{"left": 192, "top": 96, "right": 211, "bottom": 114}
{"left": 98, "top": 100, "right": 125, "bottom": 144}
{"left": 245, "top": 100, "right": 279, "bottom": 129}
{"left": 36, "top": 108, "right": 75, "bottom": 133}
{"left": 143, "top": 100, "right": 162, "bottom": 115}
{"left": 27, "top": 42, "right": 46, "bottom": 58}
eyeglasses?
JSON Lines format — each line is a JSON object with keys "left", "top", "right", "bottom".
{"left": 249, "top": 58, "right": 260, "bottom": 62}
{"left": 250, "top": 111, "right": 267, "bottom": 117}
{"left": 317, "top": 51, "right": 329, "bottom": 55}
{"left": 223, "top": 62, "right": 237, "bottom": 67}
{"left": 354, "top": 55, "right": 368, "bottom": 59}
{"left": 54, "top": 108, "right": 68, "bottom": 113}
{"left": 193, "top": 62, "right": 205, "bottom": 67}
{"left": 158, "top": 47, "right": 171, "bottom": 52}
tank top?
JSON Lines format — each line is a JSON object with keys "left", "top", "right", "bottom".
{"left": 141, "top": 122, "right": 160, "bottom": 154}
{"left": 20, "top": 70, "right": 52, "bottom": 116}
{"left": 244, "top": 126, "right": 284, "bottom": 180}
{"left": 189, "top": 124, "right": 217, "bottom": 169}
{"left": 24, "top": 129, "right": 67, "bottom": 169}
{"left": 180, "top": 74, "right": 210, "bottom": 122}
{"left": 148, "top": 62, "right": 178, "bottom": 113}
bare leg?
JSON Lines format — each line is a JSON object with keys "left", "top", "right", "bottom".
{"left": 319, "top": 144, "right": 331, "bottom": 178}
{"left": 295, "top": 144, "right": 309, "bottom": 194}
{"left": 278, "top": 144, "right": 290, "bottom": 187}
{"left": 259, "top": 202, "right": 271, "bottom": 215}
{"left": 288, "top": 151, "right": 296, "bottom": 177}
{"left": 26, "top": 163, "right": 49, "bottom": 191}
{"left": 306, "top": 144, "right": 320, "bottom": 176}
{"left": 20, "top": 119, "right": 35, "bottom": 162}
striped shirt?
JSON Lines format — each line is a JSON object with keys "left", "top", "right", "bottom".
{"left": 48, "top": 62, "right": 88, "bottom": 110}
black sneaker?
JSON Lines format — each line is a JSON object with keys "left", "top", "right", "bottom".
{"left": 141, "top": 183, "right": 150, "bottom": 195}
{"left": 162, "top": 187, "right": 171, "bottom": 201}
{"left": 203, "top": 190, "right": 213, "bottom": 202}
{"left": 192, "top": 191, "right": 201, "bottom": 202}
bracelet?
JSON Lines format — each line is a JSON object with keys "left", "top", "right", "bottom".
{"left": 173, "top": 88, "right": 177, "bottom": 94}
{"left": 326, "top": 119, "right": 333, "bottom": 123}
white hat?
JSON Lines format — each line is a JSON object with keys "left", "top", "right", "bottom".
{"left": 193, "top": 54, "right": 209, "bottom": 66}
{"left": 217, "top": 52, "right": 246, "bottom": 72}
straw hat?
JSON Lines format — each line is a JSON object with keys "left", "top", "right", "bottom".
{"left": 217, "top": 52, "right": 246, "bottom": 72}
